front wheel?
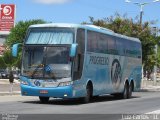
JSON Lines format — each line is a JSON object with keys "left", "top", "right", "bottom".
{"left": 83, "top": 84, "right": 93, "bottom": 103}
{"left": 39, "top": 96, "right": 49, "bottom": 103}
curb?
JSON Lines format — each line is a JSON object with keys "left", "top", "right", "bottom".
{"left": 0, "top": 79, "right": 20, "bottom": 84}
{"left": 0, "top": 82, "right": 20, "bottom": 85}
{"left": 140, "top": 88, "right": 160, "bottom": 92}
{"left": 0, "top": 91, "right": 21, "bottom": 96}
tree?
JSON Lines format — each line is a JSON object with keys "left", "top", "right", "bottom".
{"left": 5, "top": 19, "right": 46, "bottom": 47}
{"left": 1, "top": 19, "right": 46, "bottom": 69}
{"left": 83, "top": 13, "right": 160, "bottom": 73}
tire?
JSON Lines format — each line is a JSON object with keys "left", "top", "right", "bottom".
{"left": 123, "top": 83, "right": 129, "bottom": 99}
{"left": 128, "top": 82, "right": 133, "bottom": 99}
{"left": 93, "top": 95, "right": 99, "bottom": 99}
{"left": 117, "top": 82, "right": 129, "bottom": 99}
{"left": 39, "top": 96, "right": 49, "bottom": 103}
{"left": 83, "top": 84, "right": 92, "bottom": 103}
{"left": 113, "top": 82, "right": 129, "bottom": 99}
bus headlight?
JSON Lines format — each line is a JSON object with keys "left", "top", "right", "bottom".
{"left": 58, "top": 81, "right": 73, "bottom": 87}
{"left": 21, "top": 81, "right": 29, "bottom": 85}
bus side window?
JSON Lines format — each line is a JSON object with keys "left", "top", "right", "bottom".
{"left": 108, "top": 36, "right": 117, "bottom": 55}
{"left": 136, "top": 42, "right": 142, "bottom": 59}
{"left": 73, "top": 29, "right": 85, "bottom": 80}
{"left": 116, "top": 38, "right": 123, "bottom": 56}
{"left": 98, "top": 33, "right": 107, "bottom": 53}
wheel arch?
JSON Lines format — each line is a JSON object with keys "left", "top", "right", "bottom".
{"left": 85, "top": 80, "right": 93, "bottom": 95}
{"left": 86, "top": 80, "right": 93, "bottom": 89}
{"left": 123, "top": 78, "right": 129, "bottom": 88}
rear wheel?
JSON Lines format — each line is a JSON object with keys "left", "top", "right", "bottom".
{"left": 39, "top": 96, "right": 49, "bottom": 103}
{"left": 117, "top": 83, "right": 129, "bottom": 99}
{"left": 115, "top": 82, "right": 129, "bottom": 99}
{"left": 123, "top": 83, "right": 129, "bottom": 99}
{"left": 128, "top": 82, "right": 134, "bottom": 98}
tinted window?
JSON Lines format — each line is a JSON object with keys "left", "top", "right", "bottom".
{"left": 108, "top": 36, "right": 117, "bottom": 55}
{"left": 26, "top": 28, "right": 74, "bottom": 44}
{"left": 87, "top": 31, "right": 98, "bottom": 52}
{"left": 73, "top": 29, "right": 85, "bottom": 80}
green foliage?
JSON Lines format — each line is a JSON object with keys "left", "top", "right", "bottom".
{"left": 5, "top": 19, "right": 46, "bottom": 47}
{"left": 0, "top": 56, "right": 7, "bottom": 68}
{"left": 83, "top": 13, "right": 160, "bottom": 72}
{"left": 1, "top": 19, "right": 46, "bottom": 69}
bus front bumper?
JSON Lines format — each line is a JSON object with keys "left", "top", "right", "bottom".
{"left": 20, "top": 84, "right": 73, "bottom": 98}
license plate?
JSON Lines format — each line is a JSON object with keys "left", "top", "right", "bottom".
{"left": 40, "top": 90, "right": 48, "bottom": 94}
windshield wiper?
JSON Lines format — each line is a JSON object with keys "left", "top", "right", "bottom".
{"left": 31, "top": 50, "right": 47, "bottom": 79}
{"left": 31, "top": 64, "right": 44, "bottom": 79}
{"left": 31, "top": 64, "right": 58, "bottom": 80}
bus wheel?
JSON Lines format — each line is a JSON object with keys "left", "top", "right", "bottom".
{"left": 122, "top": 82, "right": 129, "bottom": 99}
{"left": 39, "top": 96, "right": 49, "bottom": 103}
{"left": 83, "top": 83, "right": 93, "bottom": 103}
{"left": 113, "top": 83, "right": 129, "bottom": 99}
{"left": 128, "top": 82, "right": 134, "bottom": 99}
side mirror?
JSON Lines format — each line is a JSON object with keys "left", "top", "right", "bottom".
{"left": 12, "top": 43, "right": 21, "bottom": 57}
{"left": 70, "top": 43, "right": 78, "bottom": 57}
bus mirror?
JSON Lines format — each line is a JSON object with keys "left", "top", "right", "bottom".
{"left": 12, "top": 43, "right": 21, "bottom": 57}
{"left": 70, "top": 43, "right": 78, "bottom": 57}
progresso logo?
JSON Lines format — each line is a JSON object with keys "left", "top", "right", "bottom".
{"left": 34, "top": 80, "right": 41, "bottom": 87}
{"left": 111, "top": 59, "right": 122, "bottom": 89}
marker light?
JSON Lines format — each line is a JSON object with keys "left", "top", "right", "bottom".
{"left": 21, "top": 81, "right": 28, "bottom": 85}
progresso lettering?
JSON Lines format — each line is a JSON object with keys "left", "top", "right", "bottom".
{"left": 89, "top": 56, "right": 109, "bottom": 65}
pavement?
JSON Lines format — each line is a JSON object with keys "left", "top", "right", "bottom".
{"left": 0, "top": 79, "right": 21, "bottom": 96}
{"left": 0, "top": 78, "right": 160, "bottom": 96}
{"left": 141, "top": 78, "right": 160, "bottom": 92}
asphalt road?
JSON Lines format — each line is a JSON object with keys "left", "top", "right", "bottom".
{"left": 0, "top": 92, "right": 160, "bottom": 120}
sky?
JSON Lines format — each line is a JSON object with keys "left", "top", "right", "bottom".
{"left": 0, "top": 0, "right": 160, "bottom": 27}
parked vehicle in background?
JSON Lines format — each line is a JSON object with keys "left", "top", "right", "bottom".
{"left": 12, "top": 70, "right": 20, "bottom": 79}
{"left": 0, "top": 69, "right": 9, "bottom": 79}
{"left": 0, "top": 69, "right": 5, "bottom": 78}
{"left": 0, "top": 69, "right": 20, "bottom": 79}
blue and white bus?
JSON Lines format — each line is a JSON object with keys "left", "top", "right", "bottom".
{"left": 12, "top": 23, "right": 142, "bottom": 103}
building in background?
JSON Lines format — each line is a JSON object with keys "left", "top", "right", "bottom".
{"left": 0, "top": 4, "right": 15, "bottom": 56}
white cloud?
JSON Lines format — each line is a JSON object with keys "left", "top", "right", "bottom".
{"left": 33, "top": 0, "right": 72, "bottom": 4}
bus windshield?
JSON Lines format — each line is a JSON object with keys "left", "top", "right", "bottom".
{"left": 25, "top": 28, "right": 74, "bottom": 45}
{"left": 22, "top": 46, "right": 71, "bottom": 79}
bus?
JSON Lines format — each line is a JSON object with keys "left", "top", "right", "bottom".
{"left": 12, "top": 23, "right": 142, "bottom": 103}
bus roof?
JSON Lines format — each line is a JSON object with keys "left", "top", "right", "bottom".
{"left": 29, "top": 23, "right": 141, "bottom": 43}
